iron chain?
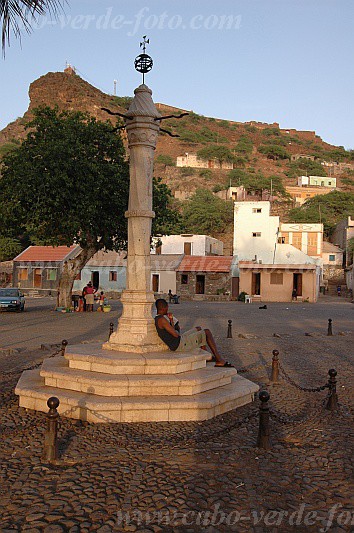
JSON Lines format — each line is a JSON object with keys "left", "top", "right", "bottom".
{"left": 278, "top": 362, "right": 328, "bottom": 393}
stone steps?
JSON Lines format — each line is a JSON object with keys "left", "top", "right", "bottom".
{"left": 15, "top": 370, "right": 259, "bottom": 422}
{"left": 40, "top": 357, "right": 237, "bottom": 396}
{"left": 64, "top": 344, "right": 207, "bottom": 375}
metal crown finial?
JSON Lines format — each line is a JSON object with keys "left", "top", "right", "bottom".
{"left": 135, "top": 36, "right": 153, "bottom": 83}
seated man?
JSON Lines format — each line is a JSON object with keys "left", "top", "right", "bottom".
{"left": 154, "top": 299, "right": 233, "bottom": 367}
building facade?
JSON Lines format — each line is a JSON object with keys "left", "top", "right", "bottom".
{"left": 150, "top": 254, "right": 184, "bottom": 295}
{"left": 13, "top": 246, "right": 80, "bottom": 294}
{"left": 285, "top": 185, "right": 336, "bottom": 206}
{"left": 331, "top": 216, "right": 354, "bottom": 267}
{"left": 176, "top": 256, "right": 233, "bottom": 300}
{"left": 278, "top": 223, "right": 323, "bottom": 257}
{"left": 152, "top": 234, "right": 224, "bottom": 256}
{"left": 72, "top": 250, "right": 126, "bottom": 294}
{"left": 176, "top": 152, "right": 234, "bottom": 170}
{"left": 297, "top": 176, "right": 336, "bottom": 188}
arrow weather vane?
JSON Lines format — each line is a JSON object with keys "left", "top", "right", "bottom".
{"left": 134, "top": 35, "right": 153, "bottom": 84}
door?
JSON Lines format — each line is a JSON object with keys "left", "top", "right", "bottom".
{"left": 91, "top": 271, "right": 100, "bottom": 290}
{"left": 293, "top": 273, "right": 302, "bottom": 297}
{"left": 251, "top": 272, "right": 261, "bottom": 295}
{"left": 184, "top": 242, "right": 192, "bottom": 255}
{"left": 231, "top": 277, "right": 239, "bottom": 299}
{"left": 196, "top": 275, "right": 205, "bottom": 294}
{"left": 33, "top": 269, "right": 42, "bottom": 288}
{"left": 152, "top": 274, "right": 159, "bottom": 293}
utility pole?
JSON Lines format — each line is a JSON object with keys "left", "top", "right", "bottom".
{"left": 113, "top": 79, "right": 117, "bottom": 96}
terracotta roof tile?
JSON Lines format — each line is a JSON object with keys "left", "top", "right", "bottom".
{"left": 177, "top": 256, "right": 232, "bottom": 272}
{"left": 14, "top": 246, "right": 80, "bottom": 262}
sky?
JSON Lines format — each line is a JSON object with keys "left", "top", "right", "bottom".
{"left": 0, "top": 0, "right": 353, "bottom": 148}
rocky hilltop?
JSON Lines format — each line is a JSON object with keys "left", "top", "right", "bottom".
{"left": 1, "top": 68, "right": 352, "bottom": 200}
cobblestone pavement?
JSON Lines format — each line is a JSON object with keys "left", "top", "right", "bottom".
{"left": 0, "top": 300, "right": 353, "bottom": 532}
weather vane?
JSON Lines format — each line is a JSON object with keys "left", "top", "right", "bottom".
{"left": 134, "top": 36, "right": 153, "bottom": 84}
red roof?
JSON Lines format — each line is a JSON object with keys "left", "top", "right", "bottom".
{"left": 14, "top": 246, "right": 80, "bottom": 262}
{"left": 177, "top": 256, "right": 232, "bottom": 273}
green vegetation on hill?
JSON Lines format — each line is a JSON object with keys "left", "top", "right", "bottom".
{"left": 285, "top": 158, "right": 327, "bottom": 178}
{"left": 197, "top": 145, "right": 235, "bottom": 167}
{"left": 227, "top": 169, "right": 289, "bottom": 199}
{"left": 181, "top": 189, "right": 233, "bottom": 235}
{"left": 288, "top": 191, "right": 354, "bottom": 236}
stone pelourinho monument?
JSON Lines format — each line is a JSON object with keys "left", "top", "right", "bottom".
{"left": 16, "top": 41, "right": 258, "bottom": 422}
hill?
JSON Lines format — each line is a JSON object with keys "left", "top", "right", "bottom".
{"left": 1, "top": 68, "right": 353, "bottom": 205}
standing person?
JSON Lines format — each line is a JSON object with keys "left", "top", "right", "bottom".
{"left": 154, "top": 299, "right": 233, "bottom": 367}
{"left": 292, "top": 288, "right": 297, "bottom": 301}
{"left": 85, "top": 281, "right": 95, "bottom": 312}
{"left": 337, "top": 285, "right": 341, "bottom": 297}
{"left": 98, "top": 291, "right": 106, "bottom": 311}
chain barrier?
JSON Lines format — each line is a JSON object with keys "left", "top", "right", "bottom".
{"left": 278, "top": 362, "right": 329, "bottom": 393}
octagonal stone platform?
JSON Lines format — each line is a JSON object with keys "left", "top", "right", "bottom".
{"left": 15, "top": 344, "right": 259, "bottom": 423}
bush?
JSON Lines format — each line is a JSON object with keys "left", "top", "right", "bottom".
{"left": 180, "top": 166, "right": 195, "bottom": 176}
{"left": 199, "top": 169, "right": 213, "bottom": 180}
{"left": 156, "top": 154, "right": 175, "bottom": 167}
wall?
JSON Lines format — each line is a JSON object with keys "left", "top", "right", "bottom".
{"left": 150, "top": 270, "right": 176, "bottom": 294}
{"left": 279, "top": 223, "right": 323, "bottom": 256}
{"left": 152, "top": 235, "right": 223, "bottom": 256}
{"left": 177, "top": 271, "right": 231, "bottom": 298}
{"left": 73, "top": 266, "right": 126, "bottom": 293}
{"left": 13, "top": 261, "right": 62, "bottom": 292}
{"left": 233, "top": 201, "right": 279, "bottom": 259}
{"left": 239, "top": 267, "right": 317, "bottom": 302}
{"left": 176, "top": 153, "right": 233, "bottom": 170}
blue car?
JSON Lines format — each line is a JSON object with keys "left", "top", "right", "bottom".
{"left": 0, "top": 288, "right": 25, "bottom": 312}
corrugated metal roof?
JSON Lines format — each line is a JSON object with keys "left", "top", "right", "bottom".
{"left": 14, "top": 245, "right": 80, "bottom": 262}
{"left": 177, "top": 256, "right": 233, "bottom": 273}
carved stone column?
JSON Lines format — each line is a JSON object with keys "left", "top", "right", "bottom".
{"left": 104, "top": 84, "right": 167, "bottom": 353}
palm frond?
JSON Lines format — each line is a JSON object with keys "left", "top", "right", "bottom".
{"left": 1, "top": 0, "right": 65, "bottom": 52}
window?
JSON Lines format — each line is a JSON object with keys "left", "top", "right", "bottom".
{"left": 181, "top": 274, "right": 188, "bottom": 284}
{"left": 270, "top": 273, "right": 283, "bottom": 285}
{"left": 252, "top": 232, "right": 261, "bottom": 237}
{"left": 18, "top": 268, "right": 28, "bottom": 281}
{"left": 252, "top": 208, "right": 262, "bottom": 213}
{"left": 47, "top": 269, "right": 57, "bottom": 281}
{"left": 329, "top": 254, "right": 335, "bottom": 261}
{"left": 109, "top": 271, "right": 118, "bottom": 282}
{"left": 328, "top": 181, "right": 332, "bottom": 185}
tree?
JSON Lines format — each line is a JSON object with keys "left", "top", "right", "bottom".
{"left": 286, "top": 158, "right": 326, "bottom": 178}
{"left": 197, "top": 145, "right": 234, "bottom": 168}
{"left": 0, "top": 236, "right": 22, "bottom": 261}
{"left": 0, "top": 106, "right": 130, "bottom": 307}
{"left": 1, "top": 0, "right": 64, "bottom": 51}
{"left": 152, "top": 177, "right": 182, "bottom": 235}
{"left": 181, "top": 189, "right": 233, "bottom": 235}
{"left": 155, "top": 154, "right": 175, "bottom": 167}
{"left": 258, "top": 144, "right": 290, "bottom": 160}
{"left": 0, "top": 107, "right": 181, "bottom": 306}
{"left": 227, "top": 170, "right": 289, "bottom": 199}
{"left": 288, "top": 191, "right": 354, "bottom": 236}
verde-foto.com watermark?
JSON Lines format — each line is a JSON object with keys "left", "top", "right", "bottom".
{"left": 32, "top": 7, "right": 242, "bottom": 35}
{"left": 117, "top": 503, "right": 354, "bottom": 531}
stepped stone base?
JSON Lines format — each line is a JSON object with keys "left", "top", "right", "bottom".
{"left": 15, "top": 344, "right": 259, "bottom": 423}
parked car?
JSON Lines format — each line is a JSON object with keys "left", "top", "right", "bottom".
{"left": 0, "top": 288, "right": 25, "bottom": 312}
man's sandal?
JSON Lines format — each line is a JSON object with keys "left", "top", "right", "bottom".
{"left": 215, "top": 362, "right": 234, "bottom": 368}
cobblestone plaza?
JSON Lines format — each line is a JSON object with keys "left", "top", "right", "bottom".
{"left": 0, "top": 297, "right": 353, "bottom": 531}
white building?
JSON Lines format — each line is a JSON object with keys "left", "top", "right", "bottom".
{"left": 297, "top": 176, "right": 336, "bottom": 188}
{"left": 233, "top": 201, "right": 279, "bottom": 260}
{"left": 176, "top": 153, "right": 233, "bottom": 170}
{"left": 152, "top": 235, "right": 224, "bottom": 256}
{"left": 214, "top": 186, "right": 247, "bottom": 202}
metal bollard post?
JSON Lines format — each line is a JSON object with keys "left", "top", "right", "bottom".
{"left": 270, "top": 350, "right": 280, "bottom": 384}
{"left": 61, "top": 340, "right": 68, "bottom": 356}
{"left": 43, "top": 397, "right": 60, "bottom": 463}
{"left": 327, "top": 319, "right": 333, "bottom": 336}
{"left": 257, "top": 390, "right": 271, "bottom": 450}
{"left": 326, "top": 369, "right": 338, "bottom": 411}
{"left": 227, "top": 319, "right": 232, "bottom": 338}
{"left": 109, "top": 322, "right": 114, "bottom": 339}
